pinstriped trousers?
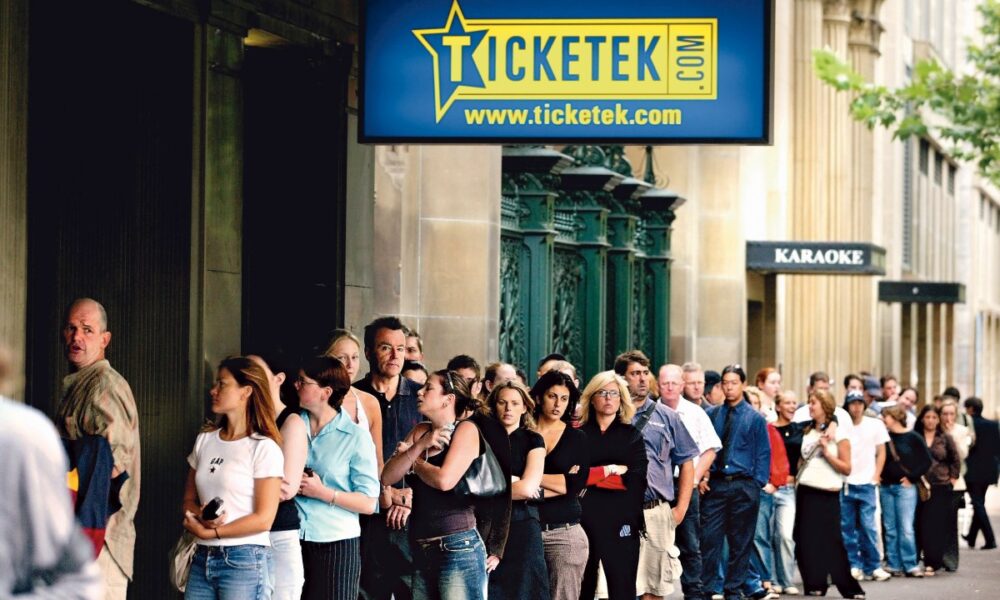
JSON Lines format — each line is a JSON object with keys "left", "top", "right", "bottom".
{"left": 302, "top": 537, "right": 361, "bottom": 600}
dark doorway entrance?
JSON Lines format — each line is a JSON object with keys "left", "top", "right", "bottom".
{"left": 242, "top": 42, "right": 351, "bottom": 363}
{"left": 27, "top": 1, "right": 194, "bottom": 595}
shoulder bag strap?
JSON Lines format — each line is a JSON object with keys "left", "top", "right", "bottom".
{"left": 634, "top": 404, "right": 655, "bottom": 433}
{"left": 887, "top": 438, "right": 912, "bottom": 477}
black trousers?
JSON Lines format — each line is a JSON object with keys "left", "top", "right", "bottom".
{"left": 942, "top": 490, "right": 963, "bottom": 570}
{"left": 359, "top": 516, "right": 416, "bottom": 600}
{"left": 967, "top": 482, "right": 997, "bottom": 547}
{"left": 301, "top": 537, "right": 361, "bottom": 600}
{"left": 674, "top": 485, "right": 704, "bottom": 599}
{"left": 917, "top": 483, "right": 953, "bottom": 570}
{"left": 580, "top": 514, "right": 640, "bottom": 600}
{"left": 793, "top": 486, "right": 863, "bottom": 598}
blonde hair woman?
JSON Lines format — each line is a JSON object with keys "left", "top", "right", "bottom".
{"left": 323, "top": 329, "right": 384, "bottom": 468}
{"left": 940, "top": 399, "right": 973, "bottom": 571}
{"left": 577, "top": 371, "right": 647, "bottom": 600}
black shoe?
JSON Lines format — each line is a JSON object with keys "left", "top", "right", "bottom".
{"left": 982, "top": 543, "right": 998, "bottom": 550}
{"left": 962, "top": 534, "right": 975, "bottom": 547}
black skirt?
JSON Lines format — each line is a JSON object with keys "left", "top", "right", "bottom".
{"left": 488, "top": 516, "right": 550, "bottom": 600}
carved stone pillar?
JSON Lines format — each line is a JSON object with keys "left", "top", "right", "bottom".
{"left": 785, "top": 0, "right": 828, "bottom": 395}
{"left": 849, "top": 0, "right": 885, "bottom": 376}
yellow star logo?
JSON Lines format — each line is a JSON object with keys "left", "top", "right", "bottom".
{"left": 413, "top": 0, "right": 489, "bottom": 122}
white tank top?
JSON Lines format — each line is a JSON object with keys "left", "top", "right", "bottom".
{"left": 350, "top": 387, "right": 370, "bottom": 429}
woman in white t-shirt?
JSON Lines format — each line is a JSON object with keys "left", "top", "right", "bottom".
{"left": 182, "top": 357, "right": 285, "bottom": 600}
{"left": 793, "top": 389, "right": 865, "bottom": 599}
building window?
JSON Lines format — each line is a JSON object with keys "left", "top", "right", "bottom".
{"left": 903, "top": 138, "right": 914, "bottom": 270}
{"left": 934, "top": 152, "right": 943, "bottom": 185}
{"left": 948, "top": 164, "right": 956, "bottom": 195}
{"left": 919, "top": 139, "right": 930, "bottom": 175}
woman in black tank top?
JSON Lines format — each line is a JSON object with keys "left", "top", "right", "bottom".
{"left": 248, "top": 354, "right": 307, "bottom": 599}
{"left": 381, "top": 370, "right": 488, "bottom": 600}
{"left": 485, "top": 381, "right": 549, "bottom": 600}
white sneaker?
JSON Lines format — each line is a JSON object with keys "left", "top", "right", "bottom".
{"left": 851, "top": 567, "right": 864, "bottom": 580}
{"left": 783, "top": 586, "right": 801, "bottom": 595}
{"left": 871, "top": 568, "right": 892, "bottom": 581}
{"left": 771, "top": 585, "right": 784, "bottom": 594}
{"left": 711, "top": 595, "right": 724, "bottom": 600}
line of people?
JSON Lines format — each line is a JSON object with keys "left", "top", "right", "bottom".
{"left": 24, "top": 298, "right": 1000, "bottom": 600}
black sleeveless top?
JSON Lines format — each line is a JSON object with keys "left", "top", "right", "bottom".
{"left": 271, "top": 406, "right": 301, "bottom": 532}
{"left": 406, "top": 423, "right": 480, "bottom": 539}
{"left": 510, "top": 428, "right": 545, "bottom": 522}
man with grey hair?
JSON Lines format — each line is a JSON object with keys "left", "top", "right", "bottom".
{"left": 681, "top": 362, "right": 706, "bottom": 407}
{"left": 57, "top": 298, "right": 140, "bottom": 599}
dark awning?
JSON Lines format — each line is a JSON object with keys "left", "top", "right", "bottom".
{"left": 746, "top": 241, "right": 886, "bottom": 275}
{"left": 878, "top": 281, "right": 966, "bottom": 304}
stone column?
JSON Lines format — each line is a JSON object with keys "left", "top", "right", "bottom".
{"left": 192, "top": 19, "right": 247, "bottom": 392}
{"left": 785, "top": 0, "right": 827, "bottom": 394}
{"left": 0, "top": 0, "right": 28, "bottom": 397}
{"left": 372, "top": 145, "right": 502, "bottom": 370}
{"left": 849, "top": 0, "right": 885, "bottom": 376}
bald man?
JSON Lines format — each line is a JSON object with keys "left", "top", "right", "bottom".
{"left": 58, "top": 298, "right": 141, "bottom": 600}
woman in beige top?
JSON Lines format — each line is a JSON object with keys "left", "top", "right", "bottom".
{"left": 324, "top": 329, "right": 384, "bottom": 469}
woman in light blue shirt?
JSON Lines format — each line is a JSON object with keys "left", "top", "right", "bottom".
{"left": 294, "top": 356, "right": 380, "bottom": 600}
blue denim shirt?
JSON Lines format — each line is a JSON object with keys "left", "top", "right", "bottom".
{"left": 706, "top": 399, "right": 771, "bottom": 487}
{"left": 355, "top": 374, "right": 422, "bottom": 487}
{"left": 632, "top": 398, "right": 700, "bottom": 502}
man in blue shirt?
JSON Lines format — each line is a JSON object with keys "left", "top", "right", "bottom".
{"left": 356, "top": 316, "right": 423, "bottom": 600}
{"left": 615, "top": 351, "right": 700, "bottom": 600}
{"left": 701, "top": 365, "right": 771, "bottom": 600}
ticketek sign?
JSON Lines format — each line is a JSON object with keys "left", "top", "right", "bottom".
{"left": 360, "top": 0, "right": 773, "bottom": 143}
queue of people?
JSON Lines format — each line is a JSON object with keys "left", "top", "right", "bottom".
{"left": 12, "top": 297, "right": 1000, "bottom": 599}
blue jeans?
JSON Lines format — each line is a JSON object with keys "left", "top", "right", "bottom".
{"left": 186, "top": 544, "right": 273, "bottom": 600}
{"left": 841, "top": 484, "right": 880, "bottom": 574}
{"left": 415, "top": 529, "right": 487, "bottom": 600}
{"left": 750, "top": 491, "right": 776, "bottom": 584}
{"left": 771, "top": 485, "right": 796, "bottom": 588}
{"left": 880, "top": 484, "right": 918, "bottom": 573}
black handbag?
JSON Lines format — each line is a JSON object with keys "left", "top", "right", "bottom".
{"left": 454, "top": 423, "right": 507, "bottom": 498}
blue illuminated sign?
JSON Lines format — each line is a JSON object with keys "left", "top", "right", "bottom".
{"left": 360, "top": 0, "right": 772, "bottom": 143}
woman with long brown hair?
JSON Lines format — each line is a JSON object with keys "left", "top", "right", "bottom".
{"left": 793, "top": 389, "right": 864, "bottom": 598}
{"left": 915, "top": 404, "right": 960, "bottom": 576}
{"left": 381, "top": 370, "right": 490, "bottom": 599}
{"left": 182, "top": 356, "right": 285, "bottom": 600}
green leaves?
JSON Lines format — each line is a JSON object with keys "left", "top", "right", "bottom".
{"left": 813, "top": 0, "right": 1000, "bottom": 186}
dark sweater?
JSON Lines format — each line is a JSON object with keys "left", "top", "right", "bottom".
{"left": 883, "top": 431, "right": 932, "bottom": 485}
{"left": 539, "top": 426, "right": 590, "bottom": 526}
{"left": 579, "top": 418, "right": 648, "bottom": 533}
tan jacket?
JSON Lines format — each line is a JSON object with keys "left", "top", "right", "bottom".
{"left": 58, "top": 360, "right": 141, "bottom": 579}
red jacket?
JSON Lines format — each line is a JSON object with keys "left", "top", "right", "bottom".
{"left": 767, "top": 423, "right": 790, "bottom": 488}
